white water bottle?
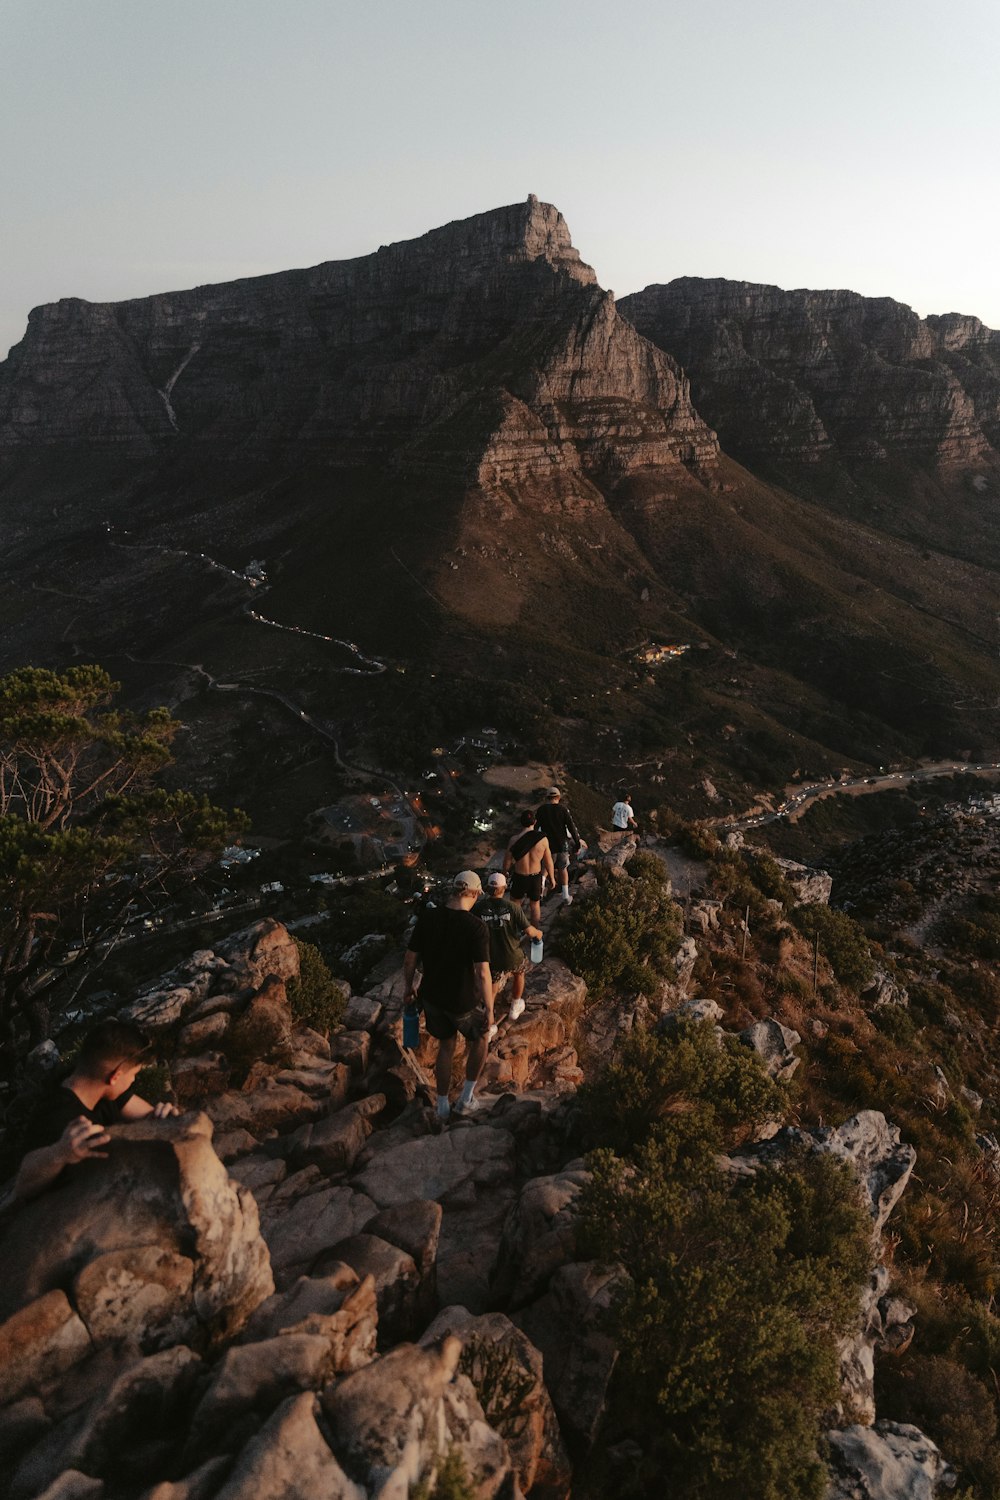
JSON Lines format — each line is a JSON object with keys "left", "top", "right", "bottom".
{"left": 530, "top": 935, "right": 544, "bottom": 964}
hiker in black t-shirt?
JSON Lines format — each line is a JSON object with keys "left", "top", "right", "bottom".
{"left": 534, "top": 786, "right": 581, "bottom": 905}
{"left": 402, "top": 870, "right": 493, "bottom": 1121}
{"left": 503, "top": 810, "right": 556, "bottom": 924}
{"left": 13, "top": 1020, "right": 178, "bottom": 1204}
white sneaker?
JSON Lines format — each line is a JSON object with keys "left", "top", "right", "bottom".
{"left": 509, "top": 997, "right": 526, "bottom": 1021}
{"left": 453, "top": 1094, "right": 482, "bottom": 1116}
{"left": 562, "top": 889, "right": 573, "bottom": 904}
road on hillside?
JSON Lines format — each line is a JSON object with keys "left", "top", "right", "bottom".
{"left": 721, "top": 760, "right": 1000, "bottom": 833}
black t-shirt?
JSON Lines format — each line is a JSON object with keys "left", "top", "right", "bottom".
{"left": 408, "top": 906, "right": 490, "bottom": 1015}
{"left": 535, "top": 802, "right": 579, "bottom": 851}
{"left": 21, "top": 1081, "right": 132, "bottom": 1155}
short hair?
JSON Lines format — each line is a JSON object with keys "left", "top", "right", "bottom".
{"left": 76, "top": 1021, "right": 152, "bottom": 1078}
{"left": 520, "top": 810, "right": 536, "bottom": 827}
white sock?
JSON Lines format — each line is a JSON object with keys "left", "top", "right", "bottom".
{"left": 437, "top": 1095, "right": 451, "bottom": 1119}
{"left": 459, "top": 1080, "right": 476, "bottom": 1107}
{"left": 561, "top": 886, "right": 571, "bottom": 900}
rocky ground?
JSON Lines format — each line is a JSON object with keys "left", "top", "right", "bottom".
{"left": 0, "top": 836, "right": 963, "bottom": 1500}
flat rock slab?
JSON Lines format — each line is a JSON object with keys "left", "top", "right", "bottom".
{"left": 352, "top": 1126, "right": 515, "bottom": 1210}
{"left": 262, "top": 1185, "right": 377, "bottom": 1278}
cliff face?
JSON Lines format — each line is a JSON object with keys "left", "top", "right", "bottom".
{"left": 0, "top": 197, "right": 718, "bottom": 490}
{"left": 620, "top": 279, "right": 1000, "bottom": 472}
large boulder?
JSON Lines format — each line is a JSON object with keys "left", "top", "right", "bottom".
{"left": 0, "top": 1291, "right": 91, "bottom": 1406}
{"left": 212, "top": 1392, "right": 364, "bottom": 1500}
{"left": 773, "top": 856, "right": 833, "bottom": 905}
{"left": 320, "top": 1337, "right": 516, "bottom": 1499}
{"left": 421, "top": 1307, "right": 572, "bottom": 1500}
{"left": 494, "top": 1163, "right": 591, "bottom": 1306}
{"left": 12, "top": 1346, "right": 202, "bottom": 1499}
{"left": 0, "top": 1115, "right": 273, "bottom": 1347}
{"left": 739, "top": 1018, "right": 801, "bottom": 1081}
{"left": 514, "top": 1262, "right": 624, "bottom": 1455}
{"left": 216, "top": 920, "right": 300, "bottom": 993}
{"left": 260, "top": 1184, "right": 377, "bottom": 1283}
{"left": 286, "top": 1096, "right": 385, "bottom": 1175}
{"left": 825, "top": 1421, "right": 957, "bottom": 1499}
{"left": 352, "top": 1126, "right": 516, "bottom": 1211}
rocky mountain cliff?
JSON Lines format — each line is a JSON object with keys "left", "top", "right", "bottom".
{"left": 0, "top": 196, "right": 718, "bottom": 491}
{"left": 619, "top": 278, "right": 1000, "bottom": 474}
{"left": 3, "top": 201, "right": 1000, "bottom": 816}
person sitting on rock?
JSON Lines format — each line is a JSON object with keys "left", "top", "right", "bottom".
{"left": 13, "top": 1020, "right": 179, "bottom": 1203}
{"left": 402, "top": 870, "right": 494, "bottom": 1121}
{"left": 611, "top": 791, "right": 638, "bottom": 838}
{"left": 503, "top": 810, "right": 556, "bottom": 924}
{"left": 474, "top": 871, "right": 541, "bottom": 1023}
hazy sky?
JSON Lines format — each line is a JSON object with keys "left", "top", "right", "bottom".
{"left": 2, "top": 0, "right": 998, "bottom": 358}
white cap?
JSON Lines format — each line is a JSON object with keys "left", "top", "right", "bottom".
{"left": 453, "top": 869, "right": 483, "bottom": 893}
{"left": 487, "top": 871, "right": 507, "bottom": 889}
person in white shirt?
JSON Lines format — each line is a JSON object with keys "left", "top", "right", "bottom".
{"left": 611, "top": 792, "right": 638, "bottom": 836}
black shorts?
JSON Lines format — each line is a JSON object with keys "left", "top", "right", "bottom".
{"left": 510, "top": 871, "right": 542, "bottom": 901}
{"left": 422, "top": 1003, "right": 489, "bottom": 1042}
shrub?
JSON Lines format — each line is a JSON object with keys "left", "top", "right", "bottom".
{"left": 577, "top": 1018, "right": 785, "bottom": 1163}
{"left": 410, "top": 1447, "right": 475, "bottom": 1500}
{"left": 558, "top": 861, "right": 682, "bottom": 998}
{"left": 790, "top": 905, "right": 874, "bottom": 992}
{"left": 226, "top": 1007, "right": 290, "bottom": 1075}
{"left": 876, "top": 1354, "right": 1000, "bottom": 1492}
{"left": 288, "top": 939, "right": 347, "bottom": 1035}
{"left": 458, "top": 1335, "right": 535, "bottom": 1443}
{"left": 578, "top": 1144, "right": 872, "bottom": 1500}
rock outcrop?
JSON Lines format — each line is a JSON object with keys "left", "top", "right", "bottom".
{"left": 0, "top": 198, "right": 717, "bottom": 493}
{"left": 620, "top": 278, "right": 1000, "bottom": 473}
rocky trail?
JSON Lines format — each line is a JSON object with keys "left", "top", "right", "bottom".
{"left": 0, "top": 838, "right": 957, "bottom": 1499}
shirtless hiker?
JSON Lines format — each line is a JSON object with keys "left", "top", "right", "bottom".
{"left": 503, "top": 810, "right": 556, "bottom": 925}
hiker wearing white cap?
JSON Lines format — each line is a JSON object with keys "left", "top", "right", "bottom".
{"left": 402, "top": 870, "right": 494, "bottom": 1119}
{"left": 534, "top": 787, "right": 581, "bottom": 904}
{"left": 474, "top": 871, "right": 541, "bottom": 1022}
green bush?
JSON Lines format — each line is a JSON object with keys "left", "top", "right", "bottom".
{"left": 577, "top": 1018, "right": 784, "bottom": 1162}
{"left": 558, "top": 860, "right": 682, "bottom": 998}
{"left": 579, "top": 1144, "right": 872, "bottom": 1500}
{"left": 410, "top": 1447, "right": 475, "bottom": 1500}
{"left": 288, "top": 939, "right": 347, "bottom": 1035}
{"left": 876, "top": 1354, "right": 1000, "bottom": 1494}
{"left": 790, "top": 904, "right": 874, "bottom": 992}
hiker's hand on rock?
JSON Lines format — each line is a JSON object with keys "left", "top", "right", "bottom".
{"left": 61, "top": 1117, "right": 110, "bottom": 1164}
{"left": 152, "top": 1101, "right": 180, "bottom": 1118}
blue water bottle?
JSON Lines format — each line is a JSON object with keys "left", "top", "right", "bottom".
{"left": 403, "top": 1001, "right": 420, "bottom": 1050}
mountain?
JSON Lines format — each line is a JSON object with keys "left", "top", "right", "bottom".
{"left": 2, "top": 201, "right": 1000, "bottom": 821}
{"left": 619, "top": 279, "right": 1000, "bottom": 561}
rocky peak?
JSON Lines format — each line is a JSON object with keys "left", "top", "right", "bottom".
{"left": 0, "top": 198, "right": 715, "bottom": 490}
{"left": 620, "top": 276, "right": 1000, "bottom": 471}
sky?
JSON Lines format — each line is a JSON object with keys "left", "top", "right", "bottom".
{"left": 1, "top": 0, "right": 998, "bottom": 359}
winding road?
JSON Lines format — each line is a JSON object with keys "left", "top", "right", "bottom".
{"left": 105, "top": 526, "right": 386, "bottom": 675}
{"left": 721, "top": 760, "right": 1000, "bottom": 832}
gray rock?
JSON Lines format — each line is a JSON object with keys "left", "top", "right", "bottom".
{"left": 825, "top": 1421, "right": 957, "bottom": 1499}
{"left": 344, "top": 995, "right": 383, "bottom": 1031}
{"left": 261, "top": 1184, "right": 378, "bottom": 1280}
{"left": 352, "top": 1126, "right": 516, "bottom": 1211}
{"left": 313, "top": 1233, "right": 420, "bottom": 1345}
{"left": 739, "top": 1018, "right": 801, "bottom": 1081}
{"left": 774, "top": 856, "right": 832, "bottom": 905}
{"left": 320, "top": 1337, "right": 515, "bottom": 1499}
{"left": 212, "top": 1393, "right": 364, "bottom": 1500}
